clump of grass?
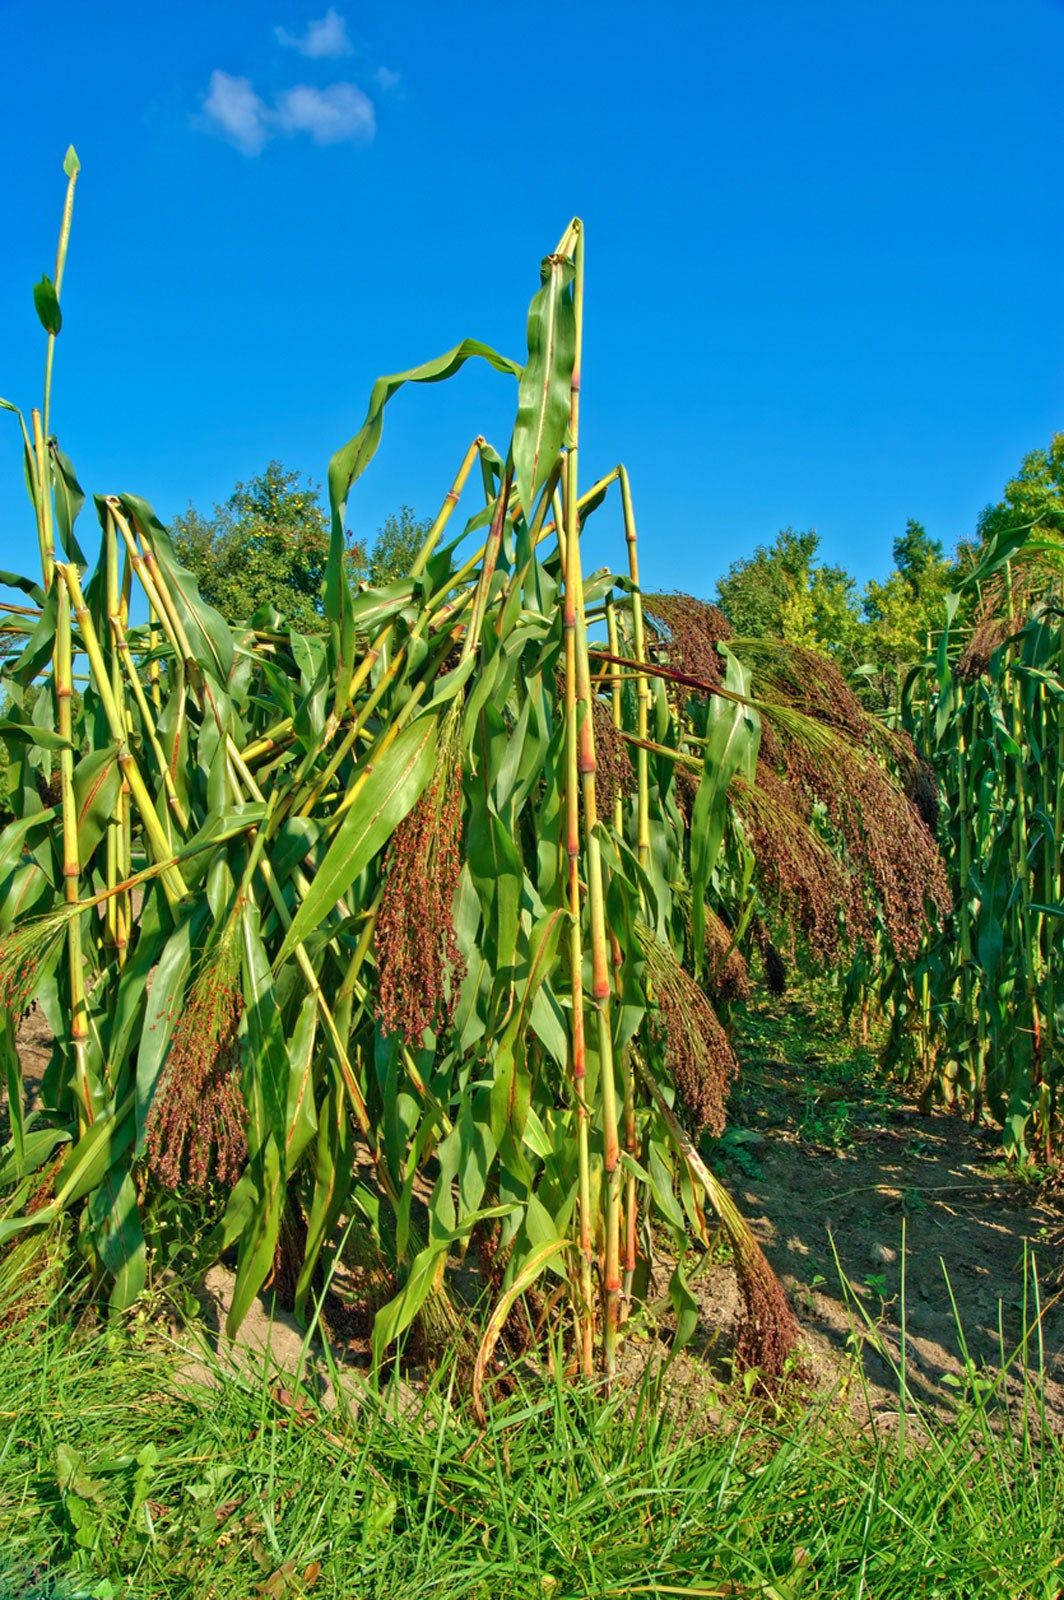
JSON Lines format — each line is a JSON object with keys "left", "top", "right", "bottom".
{"left": 1, "top": 1283, "right": 1062, "bottom": 1600}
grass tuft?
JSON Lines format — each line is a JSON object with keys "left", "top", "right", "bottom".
{"left": 0, "top": 1290, "right": 1061, "bottom": 1599}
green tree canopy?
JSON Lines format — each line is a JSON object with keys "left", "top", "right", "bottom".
{"left": 172, "top": 462, "right": 332, "bottom": 633}
{"left": 714, "top": 527, "right": 865, "bottom": 665}
{"left": 976, "top": 432, "right": 1064, "bottom": 548}
{"left": 861, "top": 533, "right": 953, "bottom": 711}
{"left": 356, "top": 505, "right": 432, "bottom": 588}
{"left": 892, "top": 518, "right": 944, "bottom": 592}
{"left": 172, "top": 464, "right": 431, "bottom": 631}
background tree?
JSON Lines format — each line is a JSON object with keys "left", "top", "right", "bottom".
{"left": 715, "top": 527, "right": 865, "bottom": 666}
{"left": 173, "top": 464, "right": 431, "bottom": 630}
{"left": 861, "top": 520, "right": 954, "bottom": 711}
{"left": 172, "top": 462, "right": 331, "bottom": 632}
{"left": 354, "top": 505, "right": 431, "bottom": 587}
{"left": 975, "top": 432, "right": 1064, "bottom": 548}
{"left": 892, "top": 518, "right": 944, "bottom": 590}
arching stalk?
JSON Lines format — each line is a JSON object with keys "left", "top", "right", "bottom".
{"left": 54, "top": 579, "right": 93, "bottom": 1126}
{"left": 562, "top": 223, "right": 623, "bottom": 1376}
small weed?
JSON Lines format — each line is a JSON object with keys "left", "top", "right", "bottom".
{"left": 711, "top": 1126, "right": 766, "bottom": 1180}
{"left": 985, "top": 1156, "right": 1050, "bottom": 1187}
{"left": 799, "top": 1096, "right": 857, "bottom": 1150}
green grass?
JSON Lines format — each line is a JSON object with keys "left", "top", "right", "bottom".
{"left": 1, "top": 1290, "right": 1062, "bottom": 1600}
{"left": 722, "top": 979, "right": 901, "bottom": 1154}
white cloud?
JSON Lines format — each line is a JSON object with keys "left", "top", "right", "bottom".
{"left": 201, "top": 70, "right": 271, "bottom": 155}
{"left": 199, "top": 71, "right": 375, "bottom": 155}
{"left": 274, "top": 8, "right": 353, "bottom": 59}
{"left": 274, "top": 82, "right": 375, "bottom": 144}
{"left": 374, "top": 65, "right": 400, "bottom": 90}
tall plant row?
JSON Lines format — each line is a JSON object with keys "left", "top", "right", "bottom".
{"left": 0, "top": 154, "right": 946, "bottom": 1388}
{"left": 872, "top": 528, "right": 1064, "bottom": 1156}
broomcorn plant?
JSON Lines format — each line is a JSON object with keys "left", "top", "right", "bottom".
{"left": 0, "top": 152, "right": 948, "bottom": 1388}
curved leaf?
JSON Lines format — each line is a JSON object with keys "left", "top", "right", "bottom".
{"left": 34, "top": 274, "right": 62, "bottom": 336}
{"left": 0, "top": 720, "right": 71, "bottom": 752}
{"left": 472, "top": 1237, "right": 568, "bottom": 1421}
{"left": 276, "top": 711, "right": 440, "bottom": 965}
{"left": 325, "top": 340, "right": 520, "bottom": 679}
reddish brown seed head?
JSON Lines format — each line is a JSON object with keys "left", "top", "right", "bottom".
{"left": 641, "top": 928, "right": 737, "bottom": 1138}
{"left": 644, "top": 593, "right": 733, "bottom": 689}
{"left": 375, "top": 715, "right": 467, "bottom": 1048}
{"left": 0, "top": 911, "right": 76, "bottom": 1017}
{"left": 146, "top": 935, "right": 247, "bottom": 1192}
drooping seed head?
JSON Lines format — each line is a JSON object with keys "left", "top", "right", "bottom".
{"left": 0, "top": 907, "right": 80, "bottom": 1017}
{"left": 703, "top": 910, "right": 751, "bottom": 1005}
{"left": 639, "top": 925, "right": 737, "bottom": 1137}
{"left": 375, "top": 706, "right": 467, "bottom": 1048}
{"left": 146, "top": 927, "right": 247, "bottom": 1192}
{"left": 644, "top": 593, "right": 733, "bottom": 688}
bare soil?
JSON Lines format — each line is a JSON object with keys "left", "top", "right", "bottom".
{"left": 700, "top": 997, "right": 1064, "bottom": 1431}
{"left": 14, "top": 1004, "right": 50, "bottom": 1109}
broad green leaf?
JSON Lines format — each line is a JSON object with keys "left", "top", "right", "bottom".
{"left": 513, "top": 252, "right": 575, "bottom": 519}
{"left": 0, "top": 569, "right": 45, "bottom": 604}
{"left": 0, "top": 1014, "right": 25, "bottom": 1171}
{"left": 12, "top": 584, "right": 58, "bottom": 685}
{"left": 135, "top": 912, "right": 198, "bottom": 1144}
{"left": 89, "top": 1169, "right": 146, "bottom": 1311}
{"left": 667, "top": 1260, "right": 699, "bottom": 1356}
{"left": 50, "top": 442, "right": 87, "bottom": 568}
{"left": 370, "top": 1202, "right": 514, "bottom": 1366}
{"left": 0, "top": 720, "right": 71, "bottom": 752}
{"left": 226, "top": 1135, "right": 283, "bottom": 1336}
{"left": 325, "top": 340, "right": 521, "bottom": 687}
{"left": 55, "top": 1096, "right": 136, "bottom": 1212}
{"left": 295, "top": 1079, "right": 353, "bottom": 1318}
{"left": 72, "top": 743, "right": 121, "bottom": 862}
{"left": 276, "top": 711, "right": 440, "bottom": 964}
{"left": 240, "top": 901, "right": 290, "bottom": 1152}
{"left": 0, "top": 1125, "right": 71, "bottom": 1189}
{"left": 327, "top": 341, "right": 521, "bottom": 526}
{"left": 472, "top": 1237, "right": 568, "bottom": 1419}
{"left": 284, "top": 993, "right": 319, "bottom": 1166}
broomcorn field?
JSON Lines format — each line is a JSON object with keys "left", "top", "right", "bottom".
{"left": 1, "top": 152, "right": 1063, "bottom": 1599}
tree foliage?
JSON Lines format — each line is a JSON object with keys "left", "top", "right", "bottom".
{"left": 353, "top": 504, "right": 432, "bottom": 588}
{"left": 172, "top": 464, "right": 430, "bottom": 632}
{"left": 976, "top": 432, "right": 1064, "bottom": 547}
{"left": 172, "top": 462, "right": 331, "bottom": 633}
{"left": 715, "top": 528, "right": 865, "bottom": 675}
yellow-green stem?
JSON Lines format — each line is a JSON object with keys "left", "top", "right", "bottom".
{"left": 54, "top": 580, "right": 93, "bottom": 1125}
{"left": 57, "top": 564, "right": 188, "bottom": 903}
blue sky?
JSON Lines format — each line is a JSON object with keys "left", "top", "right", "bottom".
{"left": 1, "top": 0, "right": 1061, "bottom": 601}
